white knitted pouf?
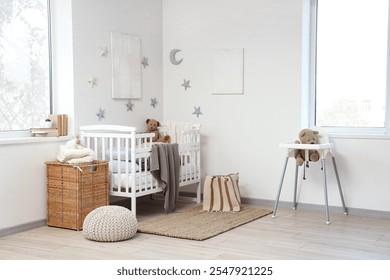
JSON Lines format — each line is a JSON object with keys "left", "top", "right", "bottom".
{"left": 83, "top": 205, "right": 137, "bottom": 242}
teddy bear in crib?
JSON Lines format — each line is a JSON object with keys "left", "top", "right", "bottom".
{"left": 145, "top": 118, "right": 171, "bottom": 143}
{"left": 294, "top": 128, "right": 320, "bottom": 166}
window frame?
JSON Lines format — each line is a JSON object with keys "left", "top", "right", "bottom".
{"left": 306, "top": 0, "right": 390, "bottom": 136}
{"left": 0, "top": 0, "right": 53, "bottom": 137}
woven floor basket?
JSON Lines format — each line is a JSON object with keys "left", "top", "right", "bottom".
{"left": 46, "top": 160, "right": 109, "bottom": 230}
{"left": 83, "top": 206, "right": 138, "bottom": 242}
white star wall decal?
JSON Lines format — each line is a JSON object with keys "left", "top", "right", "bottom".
{"left": 100, "top": 46, "right": 108, "bottom": 57}
{"left": 88, "top": 75, "right": 97, "bottom": 88}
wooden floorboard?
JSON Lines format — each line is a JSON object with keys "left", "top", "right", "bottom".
{"left": 1, "top": 197, "right": 390, "bottom": 260}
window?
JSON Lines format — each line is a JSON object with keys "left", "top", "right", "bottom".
{"left": 0, "top": 0, "right": 51, "bottom": 132}
{"left": 309, "top": 0, "right": 390, "bottom": 134}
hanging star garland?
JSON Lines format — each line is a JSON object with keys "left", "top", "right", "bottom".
{"left": 126, "top": 100, "right": 135, "bottom": 111}
{"left": 141, "top": 57, "right": 149, "bottom": 68}
{"left": 96, "top": 107, "right": 105, "bottom": 121}
{"left": 192, "top": 106, "right": 202, "bottom": 118}
{"left": 88, "top": 75, "right": 97, "bottom": 88}
{"left": 150, "top": 98, "right": 158, "bottom": 108}
{"left": 181, "top": 79, "right": 191, "bottom": 90}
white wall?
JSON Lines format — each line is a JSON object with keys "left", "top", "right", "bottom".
{"left": 71, "top": 0, "right": 164, "bottom": 131}
{"left": 51, "top": 0, "right": 75, "bottom": 134}
{"left": 0, "top": 0, "right": 163, "bottom": 233}
{"left": 0, "top": 0, "right": 74, "bottom": 233}
{"left": 0, "top": 141, "right": 66, "bottom": 231}
{"left": 2, "top": 0, "right": 390, "bottom": 234}
{"left": 163, "top": 0, "right": 390, "bottom": 212}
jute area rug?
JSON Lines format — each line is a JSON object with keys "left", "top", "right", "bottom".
{"left": 137, "top": 205, "right": 272, "bottom": 241}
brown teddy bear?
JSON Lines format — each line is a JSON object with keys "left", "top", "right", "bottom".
{"left": 145, "top": 119, "right": 171, "bottom": 143}
{"left": 294, "top": 128, "right": 320, "bottom": 166}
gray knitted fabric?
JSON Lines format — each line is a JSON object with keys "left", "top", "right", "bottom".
{"left": 83, "top": 206, "right": 138, "bottom": 242}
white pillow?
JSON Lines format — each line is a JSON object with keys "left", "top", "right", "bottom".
{"left": 105, "top": 148, "right": 131, "bottom": 160}
{"left": 111, "top": 160, "right": 139, "bottom": 173}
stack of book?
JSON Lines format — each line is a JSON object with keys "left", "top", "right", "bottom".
{"left": 30, "top": 114, "right": 68, "bottom": 137}
{"left": 30, "top": 128, "right": 60, "bottom": 137}
{"left": 50, "top": 114, "right": 68, "bottom": 136}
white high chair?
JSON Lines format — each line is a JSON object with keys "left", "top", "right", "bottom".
{"left": 272, "top": 127, "right": 348, "bottom": 224}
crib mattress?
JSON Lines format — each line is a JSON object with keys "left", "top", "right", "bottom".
{"left": 111, "top": 163, "right": 199, "bottom": 192}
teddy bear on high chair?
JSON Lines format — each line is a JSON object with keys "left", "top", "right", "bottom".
{"left": 294, "top": 128, "right": 320, "bottom": 166}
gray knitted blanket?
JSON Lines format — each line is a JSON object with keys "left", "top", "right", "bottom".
{"left": 150, "top": 143, "right": 180, "bottom": 213}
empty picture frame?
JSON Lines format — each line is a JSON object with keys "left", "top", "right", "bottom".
{"left": 212, "top": 48, "right": 244, "bottom": 95}
{"left": 111, "top": 32, "right": 141, "bottom": 99}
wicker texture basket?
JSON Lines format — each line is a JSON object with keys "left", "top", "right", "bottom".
{"left": 46, "top": 160, "right": 109, "bottom": 230}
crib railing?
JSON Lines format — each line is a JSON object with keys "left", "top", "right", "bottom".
{"left": 80, "top": 125, "right": 156, "bottom": 193}
{"left": 79, "top": 124, "right": 202, "bottom": 212}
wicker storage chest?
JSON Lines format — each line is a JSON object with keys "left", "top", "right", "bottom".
{"left": 46, "top": 160, "right": 109, "bottom": 230}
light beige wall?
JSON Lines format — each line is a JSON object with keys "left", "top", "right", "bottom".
{"left": 163, "top": 0, "right": 390, "bottom": 212}
{"left": 71, "top": 0, "right": 164, "bottom": 131}
{"left": 163, "top": 0, "right": 303, "bottom": 199}
{"left": 0, "top": 0, "right": 164, "bottom": 232}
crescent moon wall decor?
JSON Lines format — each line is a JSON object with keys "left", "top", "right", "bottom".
{"left": 170, "top": 49, "right": 183, "bottom": 65}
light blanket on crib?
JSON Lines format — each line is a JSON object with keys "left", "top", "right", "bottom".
{"left": 162, "top": 121, "right": 194, "bottom": 144}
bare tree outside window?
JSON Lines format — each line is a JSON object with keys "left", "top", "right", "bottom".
{"left": 0, "top": 0, "right": 50, "bottom": 131}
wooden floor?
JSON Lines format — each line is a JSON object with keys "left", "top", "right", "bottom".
{"left": 1, "top": 198, "right": 390, "bottom": 260}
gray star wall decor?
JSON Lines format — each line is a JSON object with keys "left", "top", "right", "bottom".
{"left": 181, "top": 79, "right": 191, "bottom": 90}
{"left": 150, "top": 98, "right": 158, "bottom": 108}
{"left": 192, "top": 106, "right": 202, "bottom": 118}
{"left": 126, "top": 100, "right": 135, "bottom": 111}
{"left": 141, "top": 57, "right": 149, "bottom": 68}
{"left": 96, "top": 107, "right": 105, "bottom": 121}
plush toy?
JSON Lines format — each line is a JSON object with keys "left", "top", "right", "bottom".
{"left": 294, "top": 128, "right": 320, "bottom": 166}
{"left": 145, "top": 118, "right": 171, "bottom": 143}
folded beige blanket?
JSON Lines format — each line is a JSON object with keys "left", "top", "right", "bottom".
{"left": 57, "top": 141, "right": 95, "bottom": 164}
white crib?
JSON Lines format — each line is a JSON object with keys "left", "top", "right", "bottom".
{"left": 79, "top": 124, "right": 201, "bottom": 215}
